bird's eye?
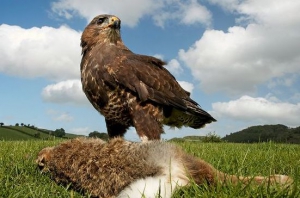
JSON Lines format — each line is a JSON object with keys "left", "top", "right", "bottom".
{"left": 97, "top": 17, "right": 105, "bottom": 25}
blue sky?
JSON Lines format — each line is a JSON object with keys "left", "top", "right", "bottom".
{"left": 1, "top": 0, "right": 299, "bottom": 141}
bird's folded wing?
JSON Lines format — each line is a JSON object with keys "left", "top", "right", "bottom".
{"left": 104, "top": 54, "right": 193, "bottom": 111}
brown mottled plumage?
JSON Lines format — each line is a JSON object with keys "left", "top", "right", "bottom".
{"left": 37, "top": 138, "right": 292, "bottom": 198}
{"left": 80, "top": 14, "right": 216, "bottom": 141}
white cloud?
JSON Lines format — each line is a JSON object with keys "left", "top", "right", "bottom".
{"left": 290, "top": 93, "right": 300, "bottom": 103}
{"left": 55, "top": 113, "right": 73, "bottom": 122}
{"left": 235, "top": 0, "right": 300, "bottom": 27}
{"left": 42, "top": 80, "right": 89, "bottom": 105}
{"left": 152, "top": 0, "right": 212, "bottom": 27}
{"left": 69, "top": 127, "right": 90, "bottom": 136}
{"left": 267, "top": 75, "right": 298, "bottom": 89}
{"left": 180, "top": 0, "right": 212, "bottom": 26}
{"left": 46, "top": 109, "right": 74, "bottom": 122}
{"left": 51, "top": 0, "right": 158, "bottom": 27}
{"left": 208, "top": 0, "right": 300, "bottom": 27}
{"left": 178, "top": 81, "right": 194, "bottom": 94}
{"left": 264, "top": 93, "right": 281, "bottom": 103}
{"left": 0, "top": 24, "right": 81, "bottom": 81}
{"left": 179, "top": 0, "right": 300, "bottom": 95}
{"left": 165, "top": 59, "right": 183, "bottom": 75}
{"left": 153, "top": 54, "right": 164, "bottom": 60}
{"left": 212, "top": 95, "right": 300, "bottom": 127}
{"left": 152, "top": 56, "right": 183, "bottom": 76}
{"left": 51, "top": 0, "right": 212, "bottom": 28}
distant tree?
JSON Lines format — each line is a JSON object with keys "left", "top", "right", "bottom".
{"left": 53, "top": 128, "right": 66, "bottom": 137}
{"left": 168, "top": 137, "right": 185, "bottom": 142}
{"left": 89, "top": 131, "right": 109, "bottom": 141}
{"left": 202, "top": 132, "right": 222, "bottom": 143}
{"left": 221, "top": 124, "right": 300, "bottom": 143}
{"left": 15, "top": 123, "right": 19, "bottom": 126}
{"left": 294, "top": 127, "right": 300, "bottom": 134}
{"left": 34, "top": 132, "right": 40, "bottom": 138}
{"left": 21, "top": 123, "right": 24, "bottom": 127}
{"left": 0, "top": 122, "right": 4, "bottom": 127}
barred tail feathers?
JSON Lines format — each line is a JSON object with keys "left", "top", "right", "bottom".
{"left": 162, "top": 102, "right": 216, "bottom": 129}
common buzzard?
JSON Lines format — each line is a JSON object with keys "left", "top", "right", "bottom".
{"left": 80, "top": 14, "right": 216, "bottom": 141}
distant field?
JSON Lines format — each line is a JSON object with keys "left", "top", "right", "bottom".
{"left": 0, "top": 127, "right": 33, "bottom": 140}
{"left": 0, "top": 140, "right": 299, "bottom": 197}
{"left": 0, "top": 126, "right": 81, "bottom": 141}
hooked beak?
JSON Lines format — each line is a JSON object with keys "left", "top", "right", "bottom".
{"left": 108, "top": 16, "right": 121, "bottom": 29}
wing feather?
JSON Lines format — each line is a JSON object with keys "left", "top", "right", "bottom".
{"left": 104, "top": 53, "right": 190, "bottom": 110}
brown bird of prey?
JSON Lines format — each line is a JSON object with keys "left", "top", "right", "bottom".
{"left": 80, "top": 14, "right": 216, "bottom": 141}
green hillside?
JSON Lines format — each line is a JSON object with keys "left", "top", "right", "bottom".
{"left": 222, "top": 124, "right": 300, "bottom": 144}
{"left": 0, "top": 126, "right": 82, "bottom": 141}
{"left": 0, "top": 127, "right": 33, "bottom": 140}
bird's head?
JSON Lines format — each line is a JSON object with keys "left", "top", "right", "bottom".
{"left": 81, "top": 14, "right": 122, "bottom": 54}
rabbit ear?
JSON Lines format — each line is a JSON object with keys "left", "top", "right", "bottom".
{"left": 36, "top": 147, "right": 53, "bottom": 172}
{"left": 36, "top": 155, "right": 45, "bottom": 168}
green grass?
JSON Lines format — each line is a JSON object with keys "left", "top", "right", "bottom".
{"left": 172, "top": 141, "right": 300, "bottom": 197}
{"left": 0, "top": 139, "right": 82, "bottom": 198}
{"left": 0, "top": 140, "right": 299, "bottom": 197}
